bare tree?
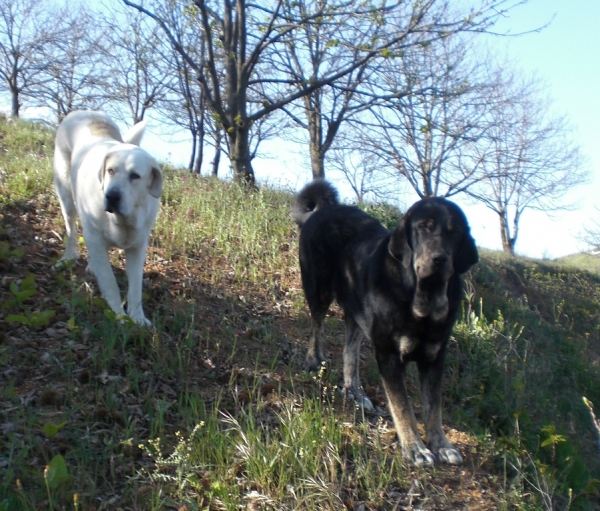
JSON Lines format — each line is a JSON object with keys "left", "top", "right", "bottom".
{"left": 0, "top": 0, "right": 67, "bottom": 117}
{"left": 580, "top": 214, "right": 600, "bottom": 256}
{"left": 270, "top": 0, "right": 379, "bottom": 179}
{"left": 350, "top": 35, "right": 495, "bottom": 199}
{"left": 327, "top": 133, "right": 399, "bottom": 204}
{"left": 467, "top": 73, "right": 589, "bottom": 255}
{"left": 31, "top": 7, "right": 105, "bottom": 122}
{"left": 123, "top": 0, "right": 525, "bottom": 185}
{"left": 99, "top": 5, "right": 176, "bottom": 124}
{"left": 152, "top": 3, "right": 209, "bottom": 173}
{"left": 271, "top": 1, "right": 529, "bottom": 181}
{"left": 172, "top": 54, "right": 208, "bottom": 173}
{"left": 163, "top": 50, "right": 225, "bottom": 175}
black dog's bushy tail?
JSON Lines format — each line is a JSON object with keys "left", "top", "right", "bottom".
{"left": 293, "top": 180, "right": 339, "bottom": 227}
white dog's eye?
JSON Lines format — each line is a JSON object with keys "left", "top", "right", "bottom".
{"left": 107, "top": 168, "right": 115, "bottom": 176}
{"left": 130, "top": 172, "right": 141, "bottom": 180}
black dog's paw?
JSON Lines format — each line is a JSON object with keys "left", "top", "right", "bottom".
{"left": 434, "top": 446, "right": 463, "bottom": 465}
{"left": 403, "top": 444, "right": 436, "bottom": 467}
{"left": 428, "top": 433, "right": 463, "bottom": 465}
{"left": 305, "top": 355, "right": 327, "bottom": 373}
{"left": 340, "top": 386, "right": 375, "bottom": 412}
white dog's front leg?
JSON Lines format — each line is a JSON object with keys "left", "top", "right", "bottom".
{"left": 125, "top": 243, "right": 151, "bottom": 326}
{"left": 53, "top": 171, "right": 79, "bottom": 262}
{"left": 85, "top": 235, "right": 125, "bottom": 316}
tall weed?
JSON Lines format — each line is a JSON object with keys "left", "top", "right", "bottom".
{"left": 449, "top": 292, "right": 597, "bottom": 509}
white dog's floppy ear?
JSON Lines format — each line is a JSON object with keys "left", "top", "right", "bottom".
{"left": 98, "top": 154, "right": 109, "bottom": 188}
{"left": 123, "top": 120, "right": 147, "bottom": 146}
{"left": 149, "top": 166, "right": 163, "bottom": 198}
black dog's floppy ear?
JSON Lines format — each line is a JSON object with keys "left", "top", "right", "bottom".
{"left": 454, "top": 229, "right": 478, "bottom": 274}
{"left": 389, "top": 216, "right": 413, "bottom": 268}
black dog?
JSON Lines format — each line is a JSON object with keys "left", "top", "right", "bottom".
{"left": 293, "top": 180, "right": 478, "bottom": 466}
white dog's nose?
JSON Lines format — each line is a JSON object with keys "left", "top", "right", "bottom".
{"left": 104, "top": 188, "right": 121, "bottom": 213}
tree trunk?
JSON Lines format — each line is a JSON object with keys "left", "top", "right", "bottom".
{"left": 228, "top": 126, "right": 255, "bottom": 185}
{"left": 193, "top": 103, "right": 205, "bottom": 174}
{"left": 10, "top": 86, "right": 19, "bottom": 118}
{"left": 193, "top": 132, "right": 203, "bottom": 174}
{"left": 306, "top": 96, "right": 325, "bottom": 179}
{"left": 189, "top": 130, "right": 197, "bottom": 172}
{"left": 499, "top": 211, "right": 516, "bottom": 256}
{"left": 310, "top": 147, "right": 325, "bottom": 179}
{"left": 212, "top": 129, "right": 222, "bottom": 177}
{"left": 421, "top": 162, "right": 433, "bottom": 197}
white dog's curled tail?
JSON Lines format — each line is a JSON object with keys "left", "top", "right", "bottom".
{"left": 293, "top": 179, "right": 340, "bottom": 228}
{"left": 123, "top": 119, "right": 147, "bottom": 146}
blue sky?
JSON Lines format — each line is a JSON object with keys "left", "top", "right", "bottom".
{"left": 465, "top": 0, "right": 600, "bottom": 258}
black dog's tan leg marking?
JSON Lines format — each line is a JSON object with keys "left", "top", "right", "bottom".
{"left": 302, "top": 259, "right": 333, "bottom": 372}
{"left": 377, "top": 350, "right": 435, "bottom": 466}
{"left": 342, "top": 316, "right": 374, "bottom": 411}
{"left": 418, "top": 359, "right": 462, "bottom": 464}
{"left": 306, "top": 314, "right": 326, "bottom": 372}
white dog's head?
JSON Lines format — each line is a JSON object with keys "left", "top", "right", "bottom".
{"left": 99, "top": 145, "right": 163, "bottom": 217}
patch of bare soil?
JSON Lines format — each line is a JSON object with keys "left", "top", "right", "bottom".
{"left": 0, "top": 195, "right": 508, "bottom": 509}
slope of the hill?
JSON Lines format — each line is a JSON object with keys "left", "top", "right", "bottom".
{"left": 1, "top": 117, "right": 599, "bottom": 510}
{"left": 556, "top": 252, "right": 600, "bottom": 274}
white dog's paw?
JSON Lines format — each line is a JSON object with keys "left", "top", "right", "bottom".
{"left": 53, "top": 256, "right": 77, "bottom": 270}
{"left": 129, "top": 313, "right": 151, "bottom": 327}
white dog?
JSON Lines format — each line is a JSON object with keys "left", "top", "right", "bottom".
{"left": 53, "top": 110, "right": 163, "bottom": 326}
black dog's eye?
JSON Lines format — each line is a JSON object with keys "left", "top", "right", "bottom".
{"left": 418, "top": 219, "right": 435, "bottom": 230}
{"left": 130, "top": 172, "right": 141, "bottom": 180}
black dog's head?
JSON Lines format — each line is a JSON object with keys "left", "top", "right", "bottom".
{"left": 389, "top": 197, "right": 478, "bottom": 321}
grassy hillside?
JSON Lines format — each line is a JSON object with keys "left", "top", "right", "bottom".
{"left": 1, "top": 116, "right": 599, "bottom": 510}
{"left": 556, "top": 252, "right": 600, "bottom": 274}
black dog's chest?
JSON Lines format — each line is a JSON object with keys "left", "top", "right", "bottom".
{"left": 394, "top": 333, "right": 444, "bottom": 363}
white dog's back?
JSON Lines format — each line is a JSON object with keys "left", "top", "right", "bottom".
{"left": 56, "top": 111, "right": 146, "bottom": 156}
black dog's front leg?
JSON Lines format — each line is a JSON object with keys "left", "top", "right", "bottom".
{"left": 376, "top": 348, "right": 436, "bottom": 466}
{"left": 418, "top": 354, "right": 463, "bottom": 465}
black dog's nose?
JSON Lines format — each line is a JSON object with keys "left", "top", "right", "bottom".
{"left": 104, "top": 189, "right": 121, "bottom": 212}
{"left": 432, "top": 253, "right": 448, "bottom": 266}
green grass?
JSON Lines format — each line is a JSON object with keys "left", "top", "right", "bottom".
{"left": 452, "top": 251, "right": 600, "bottom": 508}
{"left": 138, "top": 390, "right": 406, "bottom": 510}
{"left": 1, "top": 117, "right": 600, "bottom": 510}
{"left": 0, "top": 116, "right": 54, "bottom": 206}
{"left": 555, "top": 252, "right": 600, "bottom": 274}
{"left": 153, "top": 172, "right": 297, "bottom": 295}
